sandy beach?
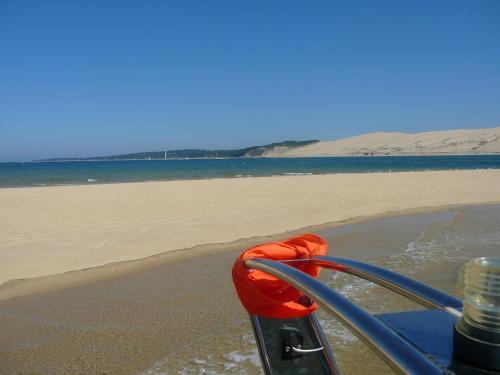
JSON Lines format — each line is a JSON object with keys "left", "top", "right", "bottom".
{"left": 2, "top": 169, "right": 500, "bottom": 289}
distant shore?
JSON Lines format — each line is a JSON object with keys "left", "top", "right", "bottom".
{"left": 31, "top": 126, "right": 500, "bottom": 161}
{"left": 1, "top": 169, "right": 500, "bottom": 293}
{"left": 29, "top": 151, "right": 500, "bottom": 163}
{"left": 264, "top": 126, "right": 500, "bottom": 157}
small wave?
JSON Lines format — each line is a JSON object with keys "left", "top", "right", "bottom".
{"left": 224, "top": 349, "right": 260, "bottom": 367}
{"left": 87, "top": 178, "right": 97, "bottom": 182}
{"left": 319, "top": 315, "right": 357, "bottom": 346}
{"left": 319, "top": 272, "right": 378, "bottom": 347}
{"left": 140, "top": 333, "right": 260, "bottom": 375}
{"left": 282, "top": 172, "right": 313, "bottom": 176}
{"left": 235, "top": 174, "right": 252, "bottom": 178}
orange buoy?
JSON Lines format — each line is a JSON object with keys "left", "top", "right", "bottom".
{"left": 232, "top": 233, "right": 328, "bottom": 319}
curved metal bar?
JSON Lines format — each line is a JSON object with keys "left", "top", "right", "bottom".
{"left": 246, "top": 258, "right": 444, "bottom": 375}
{"left": 310, "top": 256, "right": 463, "bottom": 314}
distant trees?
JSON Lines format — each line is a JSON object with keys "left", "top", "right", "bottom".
{"left": 39, "top": 140, "right": 319, "bottom": 161}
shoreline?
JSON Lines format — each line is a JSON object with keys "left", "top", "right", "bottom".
{"left": 1, "top": 166, "right": 499, "bottom": 190}
{"left": 2, "top": 155, "right": 500, "bottom": 189}
{"left": 18, "top": 150, "right": 500, "bottom": 163}
{"left": 2, "top": 169, "right": 500, "bottom": 298}
{"left": 0, "top": 201, "right": 498, "bottom": 301}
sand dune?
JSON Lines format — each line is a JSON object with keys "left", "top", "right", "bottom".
{"left": 1, "top": 169, "right": 500, "bottom": 286}
{"left": 264, "top": 127, "right": 500, "bottom": 157}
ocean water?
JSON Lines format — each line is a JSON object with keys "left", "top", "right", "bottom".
{"left": 1, "top": 155, "right": 500, "bottom": 187}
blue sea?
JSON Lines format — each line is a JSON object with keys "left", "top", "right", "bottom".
{"left": 1, "top": 155, "right": 500, "bottom": 187}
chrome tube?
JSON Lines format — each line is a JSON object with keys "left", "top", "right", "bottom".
{"left": 249, "top": 314, "right": 273, "bottom": 375}
{"left": 310, "top": 256, "right": 462, "bottom": 316}
{"left": 308, "top": 312, "right": 341, "bottom": 374}
{"left": 246, "top": 258, "right": 444, "bottom": 375}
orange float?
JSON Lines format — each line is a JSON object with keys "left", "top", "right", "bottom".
{"left": 232, "top": 233, "right": 328, "bottom": 318}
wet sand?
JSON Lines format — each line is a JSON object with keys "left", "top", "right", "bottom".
{"left": 1, "top": 204, "right": 500, "bottom": 375}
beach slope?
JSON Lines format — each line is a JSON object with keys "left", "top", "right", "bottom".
{"left": 1, "top": 170, "right": 500, "bottom": 286}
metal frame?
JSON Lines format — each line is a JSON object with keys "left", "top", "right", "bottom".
{"left": 250, "top": 314, "right": 274, "bottom": 374}
{"left": 284, "top": 256, "right": 463, "bottom": 316}
{"left": 246, "top": 257, "right": 451, "bottom": 375}
{"left": 308, "top": 312, "right": 340, "bottom": 374}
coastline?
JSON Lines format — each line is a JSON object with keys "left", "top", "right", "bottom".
{"left": 1, "top": 166, "right": 499, "bottom": 190}
{"left": 2, "top": 169, "right": 500, "bottom": 299}
{"left": 26, "top": 152, "right": 500, "bottom": 164}
{"left": 0, "top": 201, "right": 484, "bottom": 301}
{"left": 2, "top": 154, "right": 500, "bottom": 189}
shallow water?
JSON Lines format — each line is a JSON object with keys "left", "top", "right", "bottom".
{"left": 1, "top": 205, "right": 499, "bottom": 375}
{"left": 143, "top": 205, "right": 500, "bottom": 375}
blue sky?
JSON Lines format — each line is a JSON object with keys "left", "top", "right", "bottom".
{"left": 1, "top": 1, "right": 499, "bottom": 161}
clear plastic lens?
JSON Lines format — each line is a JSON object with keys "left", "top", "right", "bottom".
{"left": 463, "top": 257, "right": 500, "bottom": 331}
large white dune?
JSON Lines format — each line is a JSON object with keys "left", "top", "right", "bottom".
{"left": 264, "top": 127, "right": 500, "bottom": 157}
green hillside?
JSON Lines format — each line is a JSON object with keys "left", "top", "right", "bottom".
{"left": 39, "top": 140, "right": 319, "bottom": 161}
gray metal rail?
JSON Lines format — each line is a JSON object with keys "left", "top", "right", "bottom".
{"left": 284, "top": 256, "right": 463, "bottom": 316}
{"left": 246, "top": 258, "right": 445, "bottom": 375}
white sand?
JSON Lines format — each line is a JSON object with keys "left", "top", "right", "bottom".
{"left": 265, "top": 126, "right": 500, "bottom": 156}
{"left": 1, "top": 169, "right": 500, "bottom": 285}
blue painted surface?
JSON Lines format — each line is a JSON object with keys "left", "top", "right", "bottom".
{"left": 377, "top": 310, "right": 458, "bottom": 369}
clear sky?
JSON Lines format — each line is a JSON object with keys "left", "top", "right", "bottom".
{"left": 1, "top": 0, "right": 499, "bottom": 161}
